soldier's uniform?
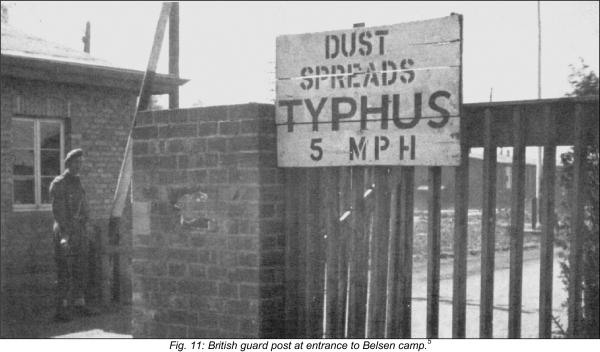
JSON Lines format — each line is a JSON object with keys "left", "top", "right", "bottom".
{"left": 49, "top": 149, "right": 90, "bottom": 321}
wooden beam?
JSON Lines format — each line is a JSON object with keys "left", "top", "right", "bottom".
{"left": 107, "top": 2, "right": 172, "bottom": 302}
{"left": 347, "top": 167, "right": 368, "bottom": 338}
{"left": 452, "top": 138, "right": 469, "bottom": 338}
{"left": 336, "top": 168, "right": 351, "bottom": 337}
{"left": 325, "top": 168, "right": 340, "bottom": 338}
{"left": 397, "top": 166, "right": 415, "bottom": 338}
{"left": 480, "top": 108, "right": 497, "bottom": 338}
{"left": 508, "top": 106, "right": 526, "bottom": 338}
{"left": 306, "top": 168, "right": 324, "bottom": 338}
{"left": 567, "top": 104, "right": 585, "bottom": 337}
{"left": 366, "top": 167, "right": 391, "bottom": 338}
{"left": 426, "top": 166, "right": 442, "bottom": 338}
{"left": 539, "top": 105, "right": 556, "bottom": 337}
{"left": 385, "top": 168, "right": 401, "bottom": 338}
{"left": 284, "top": 169, "right": 300, "bottom": 337}
{"left": 168, "top": 1, "right": 179, "bottom": 109}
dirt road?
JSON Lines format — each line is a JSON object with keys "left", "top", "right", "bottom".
{"left": 410, "top": 248, "right": 567, "bottom": 338}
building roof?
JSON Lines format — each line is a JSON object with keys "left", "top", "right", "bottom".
{"left": 1, "top": 23, "right": 187, "bottom": 94}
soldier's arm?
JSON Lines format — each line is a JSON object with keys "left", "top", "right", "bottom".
{"left": 49, "top": 181, "right": 70, "bottom": 239}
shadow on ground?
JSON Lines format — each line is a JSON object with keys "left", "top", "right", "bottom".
{"left": 1, "top": 304, "right": 132, "bottom": 338}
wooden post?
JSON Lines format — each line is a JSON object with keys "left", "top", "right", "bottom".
{"left": 452, "top": 13, "right": 467, "bottom": 337}
{"left": 397, "top": 166, "right": 415, "bottom": 338}
{"left": 325, "top": 168, "right": 340, "bottom": 337}
{"left": 306, "top": 168, "right": 324, "bottom": 338}
{"left": 385, "top": 168, "right": 401, "bottom": 337}
{"left": 539, "top": 105, "right": 556, "bottom": 337}
{"left": 366, "top": 167, "right": 391, "bottom": 338}
{"left": 426, "top": 166, "right": 442, "bottom": 338}
{"left": 169, "top": 1, "right": 179, "bottom": 109}
{"left": 452, "top": 140, "right": 469, "bottom": 338}
{"left": 347, "top": 167, "right": 368, "bottom": 337}
{"left": 567, "top": 104, "right": 585, "bottom": 337}
{"left": 296, "top": 169, "right": 309, "bottom": 337}
{"left": 82, "top": 21, "right": 91, "bottom": 53}
{"left": 480, "top": 108, "right": 497, "bottom": 338}
{"left": 284, "top": 169, "right": 300, "bottom": 337}
{"left": 508, "top": 106, "right": 526, "bottom": 338}
{"left": 107, "top": 2, "right": 172, "bottom": 303}
{"left": 336, "top": 168, "right": 351, "bottom": 337}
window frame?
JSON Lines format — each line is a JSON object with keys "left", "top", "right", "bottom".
{"left": 12, "top": 117, "right": 65, "bottom": 212}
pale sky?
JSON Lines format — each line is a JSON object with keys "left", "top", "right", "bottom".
{"left": 3, "top": 1, "right": 599, "bottom": 107}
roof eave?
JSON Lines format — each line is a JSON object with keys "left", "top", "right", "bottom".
{"left": 0, "top": 54, "right": 188, "bottom": 95}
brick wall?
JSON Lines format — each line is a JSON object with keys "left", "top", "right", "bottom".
{"left": 131, "top": 104, "right": 285, "bottom": 338}
{"left": 0, "top": 77, "right": 136, "bottom": 331}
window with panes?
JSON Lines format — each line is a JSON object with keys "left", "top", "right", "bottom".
{"left": 12, "top": 118, "right": 64, "bottom": 210}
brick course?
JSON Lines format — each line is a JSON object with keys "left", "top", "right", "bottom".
{"left": 1, "top": 77, "right": 136, "bottom": 331}
{"left": 132, "top": 104, "right": 284, "bottom": 338}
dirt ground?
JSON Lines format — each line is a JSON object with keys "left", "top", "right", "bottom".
{"left": 2, "top": 210, "right": 546, "bottom": 338}
{"left": 1, "top": 303, "right": 132, "bottom": 338}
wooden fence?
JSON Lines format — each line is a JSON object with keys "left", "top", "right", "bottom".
{"left": 283, "top": 96, "right": 598, "bottom": 338}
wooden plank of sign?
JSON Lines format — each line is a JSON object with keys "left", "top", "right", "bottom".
{"left": 276, "top": 117, "right": 461, "bottom": 167}
{"left": 276, "top": 15, "right": 460, "bottom": 79}
{"left": 277, "top": 43, "right": 459, "bottom": 80}
{"left": 275, "top": 67, "right": 459, "bottom": 125}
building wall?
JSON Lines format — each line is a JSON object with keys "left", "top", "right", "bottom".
{"left": 131, "top": 104, "right": 285, "bottom": 338}
{"left": 0, "top": 76, "right": 136, "bottom": 329}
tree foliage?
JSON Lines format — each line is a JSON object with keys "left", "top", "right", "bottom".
{"left": 557, "top": 58, "right": 599, "bottom": 338}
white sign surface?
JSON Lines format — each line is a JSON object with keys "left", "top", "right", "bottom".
{"left": 276, "top": 15, "right": 462, "bottom": 167}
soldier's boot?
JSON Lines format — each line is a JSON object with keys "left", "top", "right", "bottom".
{"left": 54, "top": 299, "right": 72, "bottom": 323}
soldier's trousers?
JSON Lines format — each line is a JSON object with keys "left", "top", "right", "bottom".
{"left": 54, "top": 234, "right": 88, "bottom": 307}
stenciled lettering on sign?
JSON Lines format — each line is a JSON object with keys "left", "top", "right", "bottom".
{"left": 275, "top": 15, "right": 462, "bottom": 167}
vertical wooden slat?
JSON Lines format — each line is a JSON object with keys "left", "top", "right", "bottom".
{"left": 426, "top": 166, "right": 442, "bottom": 338}
{"left": 295, "top": 169, "right": 309, "bottom": 337}
{"left": 366, "top": 167, "right": 391, "bottom": 338}
{"left": 347, "top": 167, "right": 368, "bottom": 337}
{"left": 336, "top": 168, "right": 351, "bottom": 337}
{"left": 397, "top": 166, "right": 415, "bottom": 338}
{"left": 168, "top": 1, "right": 179, "bottom": 108}
{"left": 306, "top": 168, "right": 324, "bottom": 338}
{"left": 539, "top": 105, "right": 556, "bottom": 338}
{"left": 567, "top": 104, "right": 585, "bottom": 337}
{"left": 452, "top": 12, "right": 467, "bottom": 338}
{"left": 508, "top": 106, "right": 526, "bottom": 338}
{"left": 452, "top": 136, "right": 469, "bottom": 338}
{"left": 480, "top": 108, "right": 497, "bottom": 338}
{"left": 284, "top": 168, "right": 300, "bottom": 337}
{"left": 325, "top": 168, "right": 340, "bottom": 337}
{"left": 348, "top": 167, "right": 369, "bottom": 338}
{"left": 385, "top": 168, "right": 401, "bottom": 337}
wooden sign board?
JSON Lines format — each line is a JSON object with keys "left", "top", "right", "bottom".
{"left": 275, "top": 15, "right": 462, "bottom": 167}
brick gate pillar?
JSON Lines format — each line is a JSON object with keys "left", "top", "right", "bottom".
{"left": 131, "top": 104, "right": 285, "bottom": 338}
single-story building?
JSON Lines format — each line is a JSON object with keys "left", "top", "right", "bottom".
{"left": 0, "top": 22, "right": 187, "bottom": 332}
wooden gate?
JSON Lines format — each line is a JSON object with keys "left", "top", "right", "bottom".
{"left": 282, "top": 96, "right": 598, "bottom": 338}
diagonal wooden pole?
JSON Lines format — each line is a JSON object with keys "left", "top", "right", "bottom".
{"left": 106, "top": 2, "right": 173, "bottom": 302}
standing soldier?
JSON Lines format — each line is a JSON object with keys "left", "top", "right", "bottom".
{"left": 50, "top": 148, "right": 95, "bottom": 321}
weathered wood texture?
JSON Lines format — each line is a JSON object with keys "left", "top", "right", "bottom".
{"left": 276, "top": 15, "right": 461, "bottom": 79}
{"left": 281, "top": 97, "right": 598, "bottom": 338}
{"left": 276, "top": 15, "right": 462, "bottom": 168}
{"left": 479, "top": 108, "right": 497, "bottom": 338}
{"left": 538, "top": 105, "right": 556, "bottom": 338}
{"left": 276, "top": 118, "right": 461, "bottom": 167}
{"left": 426, "top": 166, "right": 442, "bottom": 338}
{"left": 508, "top": 107, "right": 526, "bottom": 338}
